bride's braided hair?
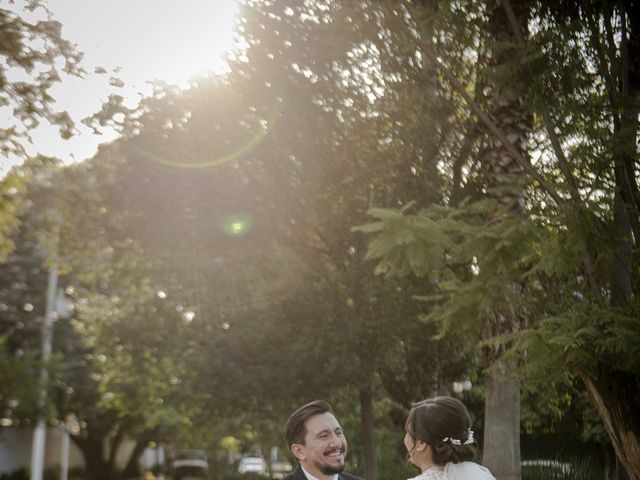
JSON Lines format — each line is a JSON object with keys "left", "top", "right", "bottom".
{"left": 405, "top": 396, "right": 477, "bottom": 466}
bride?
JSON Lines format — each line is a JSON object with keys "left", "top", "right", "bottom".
{"left": 403, "top": 396, "right": 496, "bottom": 480}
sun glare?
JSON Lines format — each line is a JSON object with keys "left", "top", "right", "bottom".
{"left": 1, "top": 0, "right": 241, "bottom": 172}
{"left": 53, "top": 0, "right": 239, "bottom": 85}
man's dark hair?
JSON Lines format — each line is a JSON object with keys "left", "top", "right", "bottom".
{"left": 284, "top": 400, "right": 334, "bottom": 448}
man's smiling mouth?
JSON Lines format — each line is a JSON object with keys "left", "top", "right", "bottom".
{"left": 325, "top": 449, "right": 344, "bottom": 457}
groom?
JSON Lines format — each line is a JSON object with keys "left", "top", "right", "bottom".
{"left": 283, "top": 400, "right": 363, "bottom": 480}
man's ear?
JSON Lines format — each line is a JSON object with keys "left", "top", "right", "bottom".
{"left": 291, "top": 443, "right": 306, "bottom": 461}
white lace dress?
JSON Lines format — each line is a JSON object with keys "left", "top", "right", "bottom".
{"left": 408, "top": 467, "right": 445, "bottom": 480}
{"left": 408, "top": 462, "right": 495, "bottom": 480}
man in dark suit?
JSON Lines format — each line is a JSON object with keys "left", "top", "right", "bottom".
{"left": 283, "top": 400, "right": 363, "bottom": 480}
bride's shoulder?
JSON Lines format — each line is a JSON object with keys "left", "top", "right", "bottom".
{"left": 408, "top": 468, "right": 446, "bottom": 480}
{"left": 444, "top": 462, "right": 496, "bottom": 480}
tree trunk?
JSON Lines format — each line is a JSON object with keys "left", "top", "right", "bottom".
{"left": 108, "top": 426, "right": 124, "bottom": 479}
{"left": 483, "top": 359, "right": 521, "bottom": 480}
{"left": 598, "top": 4, "right": 640, "bottom": 478}
{"left": 583, "top": 372, "right": 640, "bottom": 480}
{"left": 74, "top": 436, "right": 111, "bottom": 480}
{"left": 478, "top": 3, "right": 532, "bottom": 479}
{"left": 360, "top": 383, "right": 378, "bottom": 480}
{"left": 120, "top": 431, "right": 154, "bottom": 480}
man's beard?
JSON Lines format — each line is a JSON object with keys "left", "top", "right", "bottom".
{"left": 318, "top": 462, "right": 345, "bottom": 475}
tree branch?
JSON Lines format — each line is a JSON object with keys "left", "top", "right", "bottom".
{"left": 451, "top": 117, "right": 480, "bottom": 205}
{"left": 501, "top": 0, "right": 582, "bottom": 204}
{"left": 618, "top": 4, "right": 640, "bottom": 245}
{"left": 603, "top": 5, "right": 621, "bottom": 92}
{"left": 383, "top": 1, "right": 565, "bottom": 207}
{"left": 585, "top": 5, "right": 621, "bottom": 129}
{"left": 500, "top": 0, "right": 613, "bottom": 302}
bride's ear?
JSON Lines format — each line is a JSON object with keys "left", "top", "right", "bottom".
{"left": 415, "top": 440, "right": 428, "bottom": 452}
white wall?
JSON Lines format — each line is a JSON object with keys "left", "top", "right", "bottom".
{"left": 0, "top": 426, "right": 136, "bottom": 476}
{"left": 0, "top": 427, "right": 83, "bottom": 475}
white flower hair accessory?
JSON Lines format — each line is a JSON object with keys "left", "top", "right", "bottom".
{"left": 442, "top": 429, "right": 475, "bottom": 446}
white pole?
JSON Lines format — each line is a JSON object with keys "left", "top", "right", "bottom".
{"left": 30, "top": 217, "right": 59, "bottom": 480}
{"left": 30, "top": 421, "right": 46, "bottom": 480}
{"left": 60, "top": 420, "right": 70, "bottom": 480}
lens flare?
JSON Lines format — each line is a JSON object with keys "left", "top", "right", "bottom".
{"left": 127, "top": 97, "right": 282, "bottom": 169}
{"left": 219, "top": 214, "right": 253, "bottom": 236}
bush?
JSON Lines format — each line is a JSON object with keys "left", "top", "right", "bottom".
{"left": 522, "top": 456, "right": 602, "bottom": 480}
{"left": 0, "top": 468, "right": 28, "bottom": 480}
{"left": 0, "top": 466, "right": 84, "bottom": 480}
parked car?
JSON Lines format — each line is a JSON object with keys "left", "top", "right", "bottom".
{"left": 270, "top": 460, "right": 293, "bottom": 479}
{"left": 171, "top": 450, "right": 209, "bottom": 480}
{"left": 238, "top": 456, "right": 267, "bottom": 476}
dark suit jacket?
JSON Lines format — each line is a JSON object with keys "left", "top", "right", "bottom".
{"left": 284, "top": 465, "right": 363, "bottom": 480}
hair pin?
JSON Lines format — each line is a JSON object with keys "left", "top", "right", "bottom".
{"left": 442, "top": 429, "right": 474, "bottom": 446}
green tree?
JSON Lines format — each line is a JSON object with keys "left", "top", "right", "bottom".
{"left": 0, "top": 155, "right": 62, "bottom": 420}
{"left": 361, "top": 0, "right": 640, "bottom": 477}
{"left": 0, "top": 0, "right": 82, "bottom": 285}
{"left": 54, "top": 157, "right": 211, "bottom": 480}
{"left": 0, "top": 154, "right": 204, "bottom": 480}
{"left": 0, "top": 1, "right": 81, "bottom": 158}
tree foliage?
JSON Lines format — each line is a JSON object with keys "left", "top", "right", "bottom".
{"left": 360, "top": 0, "right": 640, "bottom": 477}
{"left": 4, "top": 1, "right": 639, "bottom": 479}
{"left": 0, "top": 1, "right": 81, "bottom": 157}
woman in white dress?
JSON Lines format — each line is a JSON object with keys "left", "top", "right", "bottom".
{"left": 404, "top": 396, "right": 496, "bottom": 480}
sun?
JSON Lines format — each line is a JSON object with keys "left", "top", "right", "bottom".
{"left": 0, "top": 0, "right": 241, "bottom": 172}
{"left": 52, "top": 0, "right": 240, "bottom": 85}
{"left": 123, "top": 0, "right": 240, "bottom": 84}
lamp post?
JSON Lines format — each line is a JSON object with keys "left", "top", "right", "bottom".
{"left": 30, "top": 210, "right": 72, "bottom": 480}
{"left": 60, "top": 418, "right": 70, "bottom": 480}
{"left": 453, "top": 379, "right": 473, "bottom": 395}
{"left": 30, "top": 239, "right": 58, "bottom": 480}
{"left": 59, "top": 413, "right": 78, "bottom": 480}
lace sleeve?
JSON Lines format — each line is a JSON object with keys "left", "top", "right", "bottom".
{"left": 408, "top": 468, "right": 446, "bottom": 480}
{"left": 444, "top": 462, "right": 496, "bottom": 480}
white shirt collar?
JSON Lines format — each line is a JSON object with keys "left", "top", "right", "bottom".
{"left": 301, "top": 465, "right": 339, "bottom": 480}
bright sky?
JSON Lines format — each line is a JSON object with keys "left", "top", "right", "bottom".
{"left": 1, "top": 0, "right": 239, "bottom": 175}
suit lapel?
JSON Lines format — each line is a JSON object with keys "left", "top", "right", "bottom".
{"left": 293, "top": 466, "right": 356, "bottom": 480}
{"left": 294, "top": 466, "right": 309, "bottom": 480}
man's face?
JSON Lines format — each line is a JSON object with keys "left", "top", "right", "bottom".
{"left": 292, "top": 412, "right": 347, "bottom": 478}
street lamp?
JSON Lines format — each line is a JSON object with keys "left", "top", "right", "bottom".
{"left": 452, "top": 379, "right": 473, "bottom": 395}
{"left": 60, "top": 413, "right": 79, "bottom": 480}
{"left": 30, "top": 283, "right": 73, "bottom": 480}
{"left": 30, "top": 210, "right": 73, "bottom": 480}
{"left": 29, "top": 241, "right": 59, "bottom": 480}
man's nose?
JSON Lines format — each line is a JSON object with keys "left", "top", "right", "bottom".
{"left": 327, "top": 433, "right": 342, "bottom": 447}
